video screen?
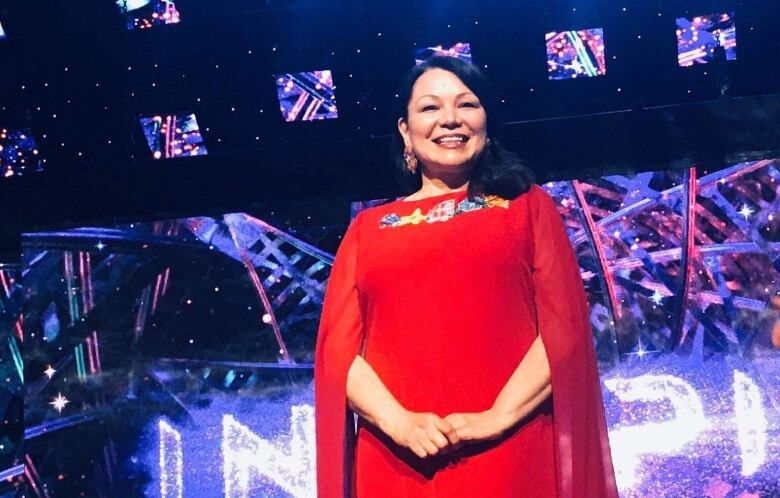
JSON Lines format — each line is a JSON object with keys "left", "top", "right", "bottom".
{"left": 8, "top": 158, "right": 780, "bottom": 496}
{"left": 414, "top": 42, "right": 472, "bottom": 65}
{"left": 0, "top": 128, "right": 43, "bottom": 179}
{"left": 274, "top": 71, "right": 339, "bottom": 122}
{"left": 117, "top": 0, "right": 181, "bottom": 31}
{"left": 546, "top": 28, "right": 606, "bottom": 80}
{"left": 677, "top": 13, "right": 737, "bottom": 67}
{"left": 139, "top": 113, "right": 208, "bottom": 159}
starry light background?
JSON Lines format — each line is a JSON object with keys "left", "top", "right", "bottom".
{"left": 0, "top": 0, "right": 779, "bottom": 496}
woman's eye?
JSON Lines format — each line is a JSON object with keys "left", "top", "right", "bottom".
{"left": 422, "top": 105, "right": 437, "bottom": 112}
{"left": 460, "top": 102, "right": 479, "bottom": 108}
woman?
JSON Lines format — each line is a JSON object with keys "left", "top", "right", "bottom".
{"left": 315, "top": 56, "right": 618, "bottom": 498}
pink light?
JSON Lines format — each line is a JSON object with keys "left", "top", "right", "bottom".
{"left": 79, "top": 251, "right": 94, "bottom": 314}
{"left": 165, "top": 116, "right": 176, "bottom": 158}
{"left": 24, "top": 454, "right": 48, "bottom": 498}
{"left": 85, "top": 336, "right": 96, "bottom": 375}
{"left": 162, "top": 267, "right": 171, "bottom": 295}
{"left": 0, "top": 270, "right": 10, "bottom": 297}
{"left": 224, "top": 216, "right": 290, "bottom": 362}
{"left": 92, "top": 330, "right": 102, "bottom": 374}
{"left": 151, "top": 272, "right": 164, "bottom": 314}
{"left": 572, "top": 181, "right": 622, "bottom": 319}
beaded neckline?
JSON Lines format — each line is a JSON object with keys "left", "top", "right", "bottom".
{"left": 380, "top": 193, "right": 509, "bottom": 229}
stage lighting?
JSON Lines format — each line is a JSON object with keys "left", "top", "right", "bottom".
{"left": 139, "top": 113, "right": 207, "bottom": 159}
{"left": 274, "top": 71, "right": 339, "bottom": 122}
{"left": 414, "top": 42, "right": 472, "bottom": 65}
{"left": 546, "top": 28, "right": 606, "bottom": 80}
{"left": 0, "top": 21, "right": 6, "bottom": 40}
{"left": 677, "top": 13, "right": 736, "bottom": 67}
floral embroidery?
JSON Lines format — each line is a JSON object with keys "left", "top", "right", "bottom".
{"left": 379, "top": 195, "right": 509, "bottom": 229}
{"left": 427, "top": 199, "right": 456, "bottom": 223}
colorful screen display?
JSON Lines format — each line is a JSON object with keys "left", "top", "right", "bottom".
{"left": 546, "top": 28, "right": 606, "bottom": 80}
{"left": 0, "top": 129, "right": 43, "bottom": 179}
{"left": 274, "top": 71, "right": 339, "bottom": 122}
{"left": 414, "top": 42, "right": 472, "bottom": 65}
{"left": 117, "top": 0, "right": 180, "bottom": 31}
{"left": 139, "top": 113, "right": 208, "bottom": 159}
{"left": 677, "top": 13, "right": 737, "bottom": 67}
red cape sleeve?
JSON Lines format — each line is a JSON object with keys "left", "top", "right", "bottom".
{"left": 314, "top": 211, "right": 365, "bottom": 498}
{"left": 528, "top": 185, "right": 619, "bottom": 498}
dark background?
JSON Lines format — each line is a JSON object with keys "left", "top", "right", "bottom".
{"left": 0, "top": 0, "right": 778, "bottom": 232}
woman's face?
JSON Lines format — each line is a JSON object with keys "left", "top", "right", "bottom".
{"left": 398, "top": 68, "right": 488, "bottom": 175}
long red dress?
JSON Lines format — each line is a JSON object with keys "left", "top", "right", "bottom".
{"left": 314, "top": 184, "right": 618, "bottom": 498}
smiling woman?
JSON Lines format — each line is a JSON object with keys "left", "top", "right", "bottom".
{"left": 390, "top": 56, "right": 535, "bottom": 202}
{"left": 314, "top": 56, "right": 619, "bottom": 498}
{"left": 398, "top": 68, "right": 489, "bottom": 184}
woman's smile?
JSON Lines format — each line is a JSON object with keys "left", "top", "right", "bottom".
{"left": 432, "top": 134, "right": 471, "bottom": 148}
{"left": 398, "top": 68, "right": 488, "bottom": 174}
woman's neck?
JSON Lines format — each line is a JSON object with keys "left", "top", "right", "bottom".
{"left": 406, "top": 182, "right": 468, "bottom": 200}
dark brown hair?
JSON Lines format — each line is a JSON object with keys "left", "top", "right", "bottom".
{"left": 391, "top": 55, "right": 535, "bottom": 200}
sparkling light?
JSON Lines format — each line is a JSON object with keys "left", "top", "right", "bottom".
{"left": 49, "top": 393, "right": 70, "bottom": 413}
{"left": 732, "top": 371, "right": 767, "bottom": 476}
{"left": 604, "top": 375, "right": 708, "bottom": 490}
{"left": 222, "top": 406, "right": 315, "bottom": 498}
{"left": 43, "top": 365, "right": 56, "bottom": 379}
{"left": 650, "top": 289, "right": 664, "bottom": 305}
{"left": 159, "top": 420, "right": 183, "bottom": 498}
{"left": 738, "top": 204, "right": 753, "bottom": 220}
{"left": 95, "top": 241, "right": 106, "bottom": 251}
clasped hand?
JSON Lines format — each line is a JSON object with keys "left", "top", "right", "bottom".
{"left": 382, "top": 408, "right": 516, "bottom": 459}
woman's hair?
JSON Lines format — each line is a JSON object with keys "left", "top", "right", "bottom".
{"left": 391, "top": 55, "right": 535, "bottom": 200}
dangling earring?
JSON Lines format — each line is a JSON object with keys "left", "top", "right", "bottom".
{"left": 403, "top": 147, "right": 418, "bottom": 174}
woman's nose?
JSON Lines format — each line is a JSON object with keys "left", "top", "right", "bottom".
{"left": 438, "top": 105, "right": 460, "bottom": 128}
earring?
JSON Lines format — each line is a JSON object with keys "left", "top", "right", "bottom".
{"left": 403, "top": 147, "right": 418, "bottom": 174}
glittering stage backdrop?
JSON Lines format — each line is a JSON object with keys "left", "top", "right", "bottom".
{"left": 4, "top": 159, "right": 779, "bottom": 497}
{"left": 544, "top": 160, "right": 780, "bottom": 497}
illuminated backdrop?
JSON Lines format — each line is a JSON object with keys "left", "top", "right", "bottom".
{"left": 4, "top": 159, "right": 779, "bottom": 496}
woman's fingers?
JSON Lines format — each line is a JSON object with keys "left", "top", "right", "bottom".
{"left": 419, "top": 436, "right": 440, "bottom": 456}
{"left": 427, "top": 428, "right": 449, "bottom": 449}
{"left": 433, "top": 416, "right": 461, "bottom": 445}
{"left": 450, "top": 413, "right": 483, "bottom": 441}
{"left": 410, "top": 441, "right": 427, "bottom": 458}
{"left": 403, "top": 412, "right": 472, "bottom": 458}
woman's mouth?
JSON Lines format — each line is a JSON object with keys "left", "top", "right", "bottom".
{"left": 432, "top": 134, "right": 470, "bottom": 147}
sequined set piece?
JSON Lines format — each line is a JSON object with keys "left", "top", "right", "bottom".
{"left": 379, "top": 195, "right": 510, "bottom": 229}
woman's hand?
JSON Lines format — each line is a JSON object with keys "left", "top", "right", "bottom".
{"left": 443, "top": 408, "right": 516, "bottom": 444}
{"left": 380, "top": 409, "right": 460, "bottom": 458}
